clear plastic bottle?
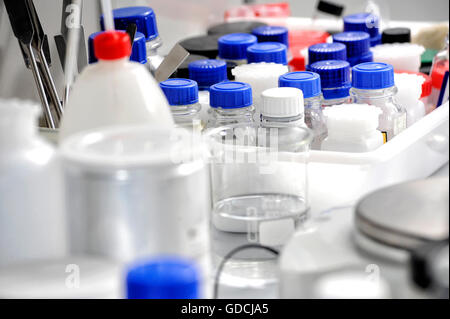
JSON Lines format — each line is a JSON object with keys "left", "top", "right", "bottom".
{"left": 308, "top": 60, "right": 352, "bottom": 107}
{"left": 279, "top": 71, "right": 327, "bottom": 149}
{"left": 0, "top": 99, "right": 66, "bottom": 267}
{"left": 206, "top": 82, "right": 255, "bottom": 128}
{"left": 160, "top": 78, "right": 203, "bottom": 131}
{"left": 60, "top": 31, "right": 174, "bottom": 141}
{"left": 260, "top": 87, "right": 305, "bottom": 128}
{"left": 188, "top": 59, "right": 228, "bottom": 123}
{"left": 350, "top": 62, "right": 407, "bottom": 142}
{"left": 333, "top": 32, "right": 373, "bottom": 67}
{"left": 322, "top": 104, "right": 384, "bottom": 152}
{"left": 102, "top": 6, "right": 164, "bottom": 74}
{"left": 218, "top": 33, "right": 257, "bottom": 65}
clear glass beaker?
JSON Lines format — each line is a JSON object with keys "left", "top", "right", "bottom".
{"left": 206, "top": 124, "right": 312, "bottom": 247}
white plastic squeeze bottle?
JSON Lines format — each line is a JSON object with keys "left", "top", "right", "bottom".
{"left": 0, "top": 99, "right": 66, "bottom": 267}
{"left": 59, "top": 31, "right": 174, "bottom": 141}
{"left": 394, "top": 73, "right": 426, "bottom": 126}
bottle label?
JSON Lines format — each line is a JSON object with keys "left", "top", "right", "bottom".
{"left": 393, "top": 113, "right": 407, "bottom": 137}
{"left": 381, "top": 131, "right": 387, "bottom": 144}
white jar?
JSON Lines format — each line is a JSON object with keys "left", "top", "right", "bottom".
{"left": 322, "top": 104, "right": 384, "bottom": 153}
{"left": 371, "top": 43, "right": 425, "bottom": 73}
{"left": 59, "top": 31, "right": 173, "bottom": 141}
{"left": 0, "top": 99, "right": 66, "bottom": 267}
{"left": 260, "top": 87, "right": 305, "bottom": 128}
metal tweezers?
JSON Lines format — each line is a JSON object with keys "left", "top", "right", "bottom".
{"left": 4, "top": 0, "right": 63, "bottom": 129}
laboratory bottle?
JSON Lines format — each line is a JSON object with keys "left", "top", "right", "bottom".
{"left": 232, "top": 63, "right": 289, "bottom": 122}
{"left": 394, "top": 73, "right": 426, "bottom": 126}
{"left": 88, "top": 31, "right": 147, "bottom": 65}
{"left": 343, "top": 12, "right": 381, "bottom": 47}
{"left": 59, "top": 31, "right": 174, "bottom": 141}
{"left": 333, "top": 31, "right": 373, "bottom": 67}
{"left": 321, "top": 103, "right": 384, "bottom": 153}
{"left": 430, "top": 35, "right": 449, "bottom": 109}
{"left": 246, "top": 42, "right": 288, "bottom": 65}
{"left": 188, "top": 59, "right": 228, "bottom": 122}
{"left": 251, "top": 26, "right": 289, "bottom": 47}
{"left": 350, "top": 62, "right": 407, "bottom": 142}
{"left": 102, "top": 6, "right": 164, "bottom": 73}
{"left": 218, "top": 33, "right": 257, "bottom": 65}
{"left": 395, "top": 71, "right": 433, "bottom": 114}
{"left": 170, "top": 54, "right": 209, "bottom": 79}
{"left": 307, "top": 42, "right": 347, "bottom": 67}
{"left": 308, "top": 60, "right": 352, "bottom": 107}
{"left": 206, "top": 82, "right": 254, "bottom": 128}
{"left": 260, "top": 87, "right": 305, "bottom": 128}
{"left": 127, "top": 257, "right": 200, "bottom": 299}
{"left": 0, "top": 99, "right": 66, "bottom": 267}
{"left": 160, "top": 78, "right": 203, "bottom": 131}
{"left": 381, "top": 27, "right": 411, "bottom": 44}
{"left": 279, "top": 71, "right": 327, "bottom": 149}
{"left": 207, "top": 21, "right": 267, "bottom": 36}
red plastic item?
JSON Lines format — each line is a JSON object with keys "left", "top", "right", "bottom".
{"left": 94, "top": 31, "right": 131, "bottom": 61}
{"left": 225, "top": 2, "right": 290, "bottom": 19}
{"left": 395, "top": 70, "right": 432, "bottom": 98}
{"left": 431, "top": 60, "right": 449, "bottom": 90}
{"left": 288, "top": 30, "right": 330, "bottom": 71}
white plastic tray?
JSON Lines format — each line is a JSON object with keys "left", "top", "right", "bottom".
{"left": 308, "top": 102, "right": 449, "bottom": 214}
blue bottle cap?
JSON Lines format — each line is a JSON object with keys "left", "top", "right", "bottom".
{"left": 370, "top": 33, "right": 382, "bottom": 47}
{"left": 126, "top": 256, "right": 200, "bottom": 299}
{"left": 210, "top": 82, "right": 252, "bottom": 109}
{"left": 160, "top": 78, "right": 199, "bottom": 106}
{"left": 308, "top": 43, "right": 347, "bottom": 65}
{"left": 309, "top": 60, "right": 351, "bottom": 99}
{"left": 218, "top": 33, "right": 257, "bottom": 60}
{"left": 247, "top": 42, "right": 288, "bottom": 65}
{"left": 188, "top": 59, "right": 228, "bottom": 90}
{"left": 251, "top": 26, "right": 289, "bottom": 46}
{"left": 347, "top": 50, "right": 374, "bottom": 67}
{"left": 88, "top": 31, "right": 147, "bottom": 64}
{"left": 279, "top": 72, "right": 322, "bottom": 99}
{"left": 332, "top": 32, "right": 370, "bottom": 58}
{"left": 101, "top": 6, "right": 159, "bottom": 41}
{"left": 352, "top": 62, "right": 395, "bottom": 90}
{"left": 343, "top": 12, "right": 380, "bottom": 38}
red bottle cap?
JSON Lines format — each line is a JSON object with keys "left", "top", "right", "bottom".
{"left": 94, "top": 31, "right": 132, "bottom": 61}
{"left": 395, "top": 70, "right": 432, "bottom": 98}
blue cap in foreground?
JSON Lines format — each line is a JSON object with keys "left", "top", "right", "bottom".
{"left": 279, "top": 72, "right": 322, "bottom": 99}
{"left": 352, "top": 62, "right": 395, "bottom": 90}
{"left": 126, "top": 256, "right": 200, "bottom": 299}
{"left": 160, "top": 79, "right": 199, "bottom": 106}
{"left": 210, "top": 82, "right": 252, "bottom": 109}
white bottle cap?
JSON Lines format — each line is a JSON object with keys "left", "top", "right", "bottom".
{"left": 323, "top": 103, "right": 382, "bottom": 134}
{"left": 371, "top": 43, "right": 425, "bottom": 73}
{"left": 394, "top": 72, "right": 425, "bottom": 105}
{"left": 261, "top": 87, "right": 304, "bottom": 118}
